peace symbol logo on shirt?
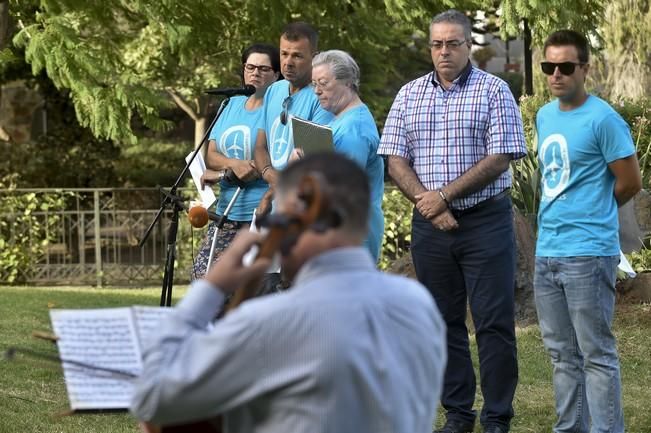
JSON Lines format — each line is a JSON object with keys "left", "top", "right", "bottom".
{"left": 269, "top": 116, "right": 293, "bottom": 169}
{"left": 540, "top": 133, "right": 570, "bottom": 200}
{"left": 218, "top": 125, "right": 252, "bottom": 160}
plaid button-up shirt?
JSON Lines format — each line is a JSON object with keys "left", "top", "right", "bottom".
{"left": 378, "top": 64, "right": 526, "bottom": 210}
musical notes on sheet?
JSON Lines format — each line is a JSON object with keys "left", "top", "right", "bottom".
{"left": 132, "top": 306, "right": 172, "bottom": 350}
{"left": 50, "top": 306, "right": 169, "bottom": 410}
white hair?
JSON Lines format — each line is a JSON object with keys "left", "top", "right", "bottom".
{"left": 312, "top": 50, "right": 360, "bottom": 93}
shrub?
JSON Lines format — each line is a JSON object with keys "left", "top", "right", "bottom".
{"left": 115, "top": 138, "right": 193, "bottom": 187}
{"left": 0, "top": 174, "right": 72, "bottom": 283}
{"left": 379, "top": 187, "right": 412, "bottom": 270}
{"left": 511, "top": 94, "right": 546, "bottom": 217}
{"left": 612, "top": 99, "right": 651, "bottom": 189}
{"left": 495, "top": 72, "right": 524, "bottom": 102}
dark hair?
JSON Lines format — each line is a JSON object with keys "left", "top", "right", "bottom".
{"left": 430, "top": 9, "right": 472, "bottom": 41}
{"left": 239, "top": 43, "right": 282, "bottom": 84}
{"left": 278, "top": 153, "right": 369, "bottom": 235}
{"left": 543, "top": 30, "right": 590, "bottom": 63}
{"left": 241, "top": 43, "right": 281, "bottom": 73}
{"left": 281, "top": 22, "right": 318, "bottom": 52}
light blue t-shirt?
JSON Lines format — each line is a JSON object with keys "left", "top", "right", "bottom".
{"left": 330, "top": 104, "right": 385, "bottom": 263}
{"left": 209, "top": 96, "right": 268, "bottom": 221}
{"left": 261, "top": 80, "right": 334, "bottom": 170}
{"left": 535, "top": 95, "right": 635, "bottom": 257}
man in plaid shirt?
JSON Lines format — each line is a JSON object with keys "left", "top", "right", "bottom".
{"left": 378, "top": 10, "right": 526, "bottom": 433}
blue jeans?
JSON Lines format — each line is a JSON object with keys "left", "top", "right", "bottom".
{"left": 534, "top": 256, "right": 624, "bottom": 433}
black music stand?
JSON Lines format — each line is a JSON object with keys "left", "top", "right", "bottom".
{"left": 139, "top": 97, "right": 231, "bottom": 307}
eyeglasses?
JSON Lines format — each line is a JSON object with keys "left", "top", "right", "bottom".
{"left": 280, "top": 96, "right": 292, "bottom": 125}
{"left": 429, "top": 39, "right": 467, "bottom": 50}
{"left": 244, "top": 63, "right": 274, "bottom": 73}
{"left": 311, "top": 79, "right": 332, "bottom": 90}
{"left": 540, "top": 62, "right": 585, "bottom": 76}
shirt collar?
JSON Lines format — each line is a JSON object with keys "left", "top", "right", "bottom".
{"left": 293, "top": 247, "right": 376, "bottom": 287}
{"left": 430, "top": 61, "right": 473, "bottom": 88}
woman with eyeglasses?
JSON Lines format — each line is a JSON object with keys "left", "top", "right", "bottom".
{"left": 192, "top": 43, "right": 281, "bottom": 279}
{"left": 310, "top": 50, "right": 385, "bottom": 263}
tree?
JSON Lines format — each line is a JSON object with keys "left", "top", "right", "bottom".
{"left": 595, "top": 0, "right": 651, "bottom": 102}
{"left": 0, "top": 0, "right": 15, "bottom": 141}
{"left": 498, "top": 0, "right": 607, "bottom": 95}
{"left": 10, "top": 0, "right": 484, "bottom": 145}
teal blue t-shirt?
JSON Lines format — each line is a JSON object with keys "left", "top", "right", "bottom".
{"left": 535, "top": 95, "right": 635, "bottom": 257}
{"left": 330, "top": 104, "right": 385, "bottom": 263}
{"left": 261, "top": 80, "right": 334, "bottom": 170}
{"left": 209, "top": 96, "right": 268, "bottom": 221}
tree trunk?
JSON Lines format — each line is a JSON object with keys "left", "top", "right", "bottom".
{"left": 0, "top": 2, "right": 11, "bottom": 142}
{"left": 194, "top": 116, "right": 207, "bottom": 148}
{"left": 523, "top": 19, "right": 533, "bottom": 96}
{"left": 0, "top": 0, "right": 10, "bottom": 50}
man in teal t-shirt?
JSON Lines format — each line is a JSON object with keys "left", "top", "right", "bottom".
{"left": 254, "top": 22, "right": 333, "bottom": 215}
{"left": 534, "top": 30, "right": 641, "bottom": 433}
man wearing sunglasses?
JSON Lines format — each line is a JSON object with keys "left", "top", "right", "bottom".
{"left": 379, "top": 9, "right": 526, "bottom": 433}
{"left": 534, "top": 30, "right": 641, "bottom": 433}
{"left": 254, "top": 22, "right": 333, "bottom": 216}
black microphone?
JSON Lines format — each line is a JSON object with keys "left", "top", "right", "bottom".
{"left": 222, "top": 169, "right": 246, "bottom": 188}
{"left": 205, "top": 85, "right": 256, "bottom": 97}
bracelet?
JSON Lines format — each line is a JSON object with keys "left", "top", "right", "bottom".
{"left": 261, "top": 164, "right": 272, "bottom": 179}
{"left": 438, "top": 189, "right": 450, "bottom": 207}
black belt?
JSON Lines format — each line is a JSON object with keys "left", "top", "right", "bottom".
{"left": 449, "top": 188, "right": 511, "bottom": 218}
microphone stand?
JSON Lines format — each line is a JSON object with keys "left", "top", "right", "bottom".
{"left": 205, "top": 175, "right": 247, "bottom": 274}
{"left": 139, "top": 97, "right": 231, "bottom": 307}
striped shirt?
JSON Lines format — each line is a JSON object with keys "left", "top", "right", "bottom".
{"left": 378, "top": 64, "right": 526, "bottom": 210}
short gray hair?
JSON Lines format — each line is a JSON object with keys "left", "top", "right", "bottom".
{"left": 312, "top": 50, "right": 360, "bottom": 93}
{"left": 430, "top": 9, "right": 472, "bottom": 41}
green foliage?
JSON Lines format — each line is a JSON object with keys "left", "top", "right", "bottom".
{"left": 510, "top": 93, "right": 546, "bottom": 216}
{"left": 494, "top": 71, "right": 523, "bottom": 102}
{"left": 114, "top": 138, "right": 192, "bottom": 187}
{"left": 379, "top": 187, "right": 413, "bottom": 270}
{"left": 612, "top": 99, "right": 651, "bottom": 189}
{"left": 0, "top": 174, "right": 71, "bottom": 283}
{"left": 0, "top": 75, "right": 121, "bottom": 188}
{"left": 9, "top": 0, "right": 477, "bottom": 142}
{"left": 499, "top": 0, "right": 606, "bottom": 47}
{"left": 625, "top": 247, "right": 651, "bottom": 274}
{"left": 596, "top": 0, "right": 651, "bottom": 102}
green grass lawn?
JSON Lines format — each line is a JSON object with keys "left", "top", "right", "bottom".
{"left": 1, "top": 286, "right": 650, "bottom": 433}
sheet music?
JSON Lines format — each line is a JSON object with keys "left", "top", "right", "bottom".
{"left": 186, "top": 151, "right": 217, "bottom": 208}
{"left": 132, "top": 306, "right": 172, "bottom": 351}
{"left": 50, "top": 308, "right": 142, "bottom": 410}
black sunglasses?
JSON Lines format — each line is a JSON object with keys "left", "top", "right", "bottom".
{"left": 540, "top": 61, "right": 585, "bottom": 76}
{"left": 280, "top": 96, "right": 292, "bottom": 125}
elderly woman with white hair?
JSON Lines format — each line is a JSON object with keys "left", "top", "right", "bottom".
{"left": 311, "top": 49, "right": 384, "bottom": 263}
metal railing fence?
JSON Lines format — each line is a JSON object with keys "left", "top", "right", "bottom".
{"left": 0, "top": 187, "right": 204, "bottom": 286}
